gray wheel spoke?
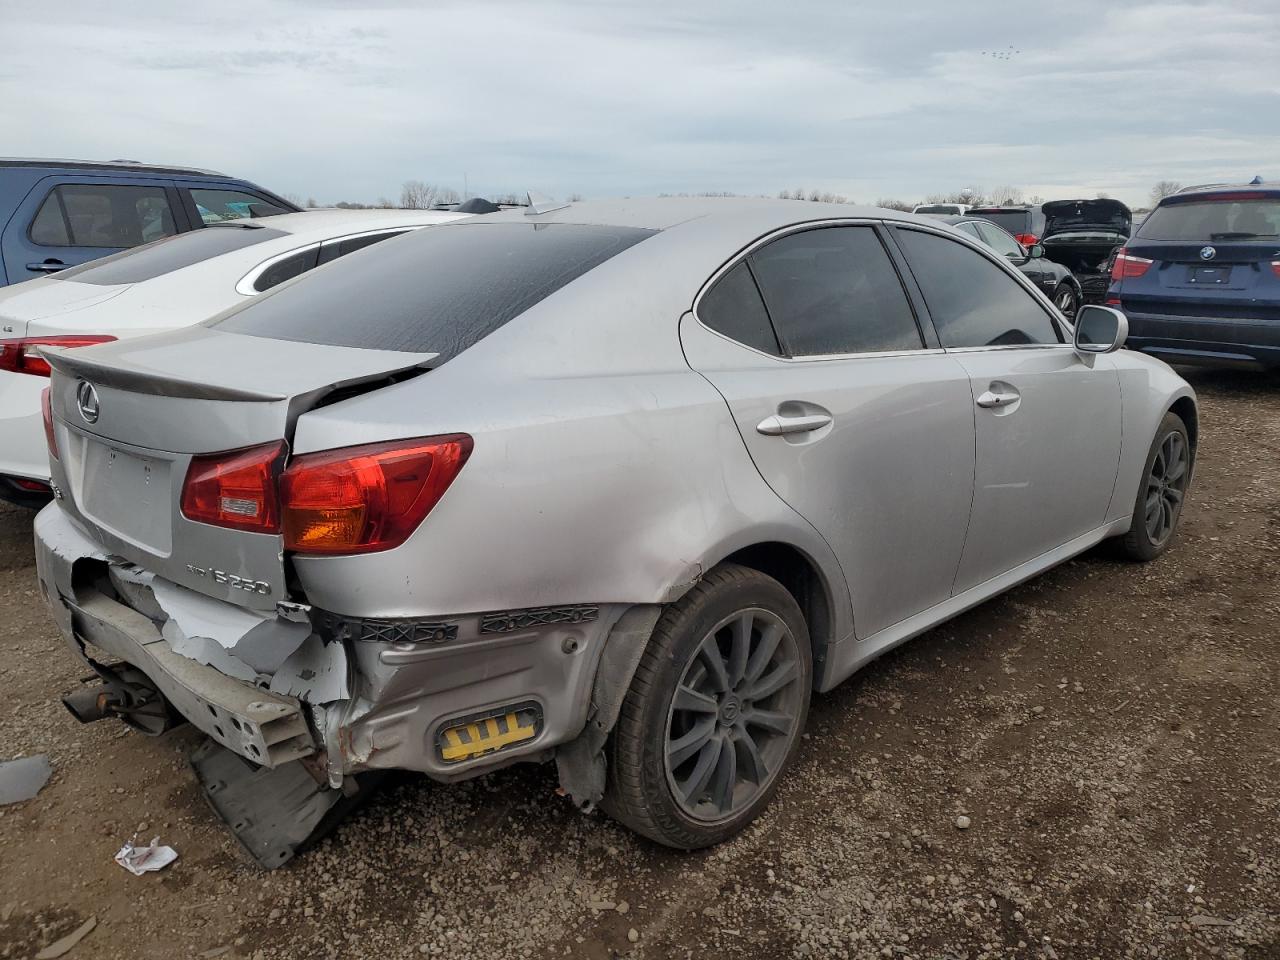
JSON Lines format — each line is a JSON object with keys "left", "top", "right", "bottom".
{"left": 727, "top": 613, "right": 751, "bottom": 687}
{"left": 748, "top": 659, "right": 798, "bottom": 701}
{"left": 1167, "top": 458, "right": 1187, "bottom": 483}
{"left": 677, "top": 737, "right": 721, "bottom": 804}
{"left": 673, "top": 684, "right": 718, "bottom": 715}
{"left": 668, "top": 715, "right": 716, "bottom": 768}
{"left": 735, "top": 726, "right": 769, "bottom": 784}
{"left": 698, "top": 636, "right": 731, "bottom": 693}
{"left": 744, "top": 708, "right": 792, "bottom": 736}
{"left": 1164, "top": 487, "right": 1183, "bottom": 506}
{"left": 744, "top": 622, "right": 782, "bottom": 686}
{"left": 709, "top": 735, "right": 737, "bottom": 812}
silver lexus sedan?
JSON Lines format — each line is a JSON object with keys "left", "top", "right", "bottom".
{"left": 33, "top": 198, "right": 1196, "bottom": 865}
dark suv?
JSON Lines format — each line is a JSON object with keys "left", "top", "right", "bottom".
{"left": 0, "top": 159, "right": 298, "bottom": 286}
{"left": 1108, "top": 184, "right": 1280, "bottom": 368}
{"left": 964, "top": 205, "right": 1046, "bottom": 247}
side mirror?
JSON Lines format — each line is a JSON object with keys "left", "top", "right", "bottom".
{"left": 1074, "top": 304, "right": 1128, "bottom": 355}
{"left": 1027, "top": 243, "right": 1045, "bottom": 259}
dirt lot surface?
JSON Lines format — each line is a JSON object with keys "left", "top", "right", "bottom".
{"left": 1, "top": 367, "right": 1276, "bottom": 960}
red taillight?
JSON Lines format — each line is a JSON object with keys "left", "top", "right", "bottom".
{"left": 0, "top": 335, "right": 116, "bottom": 377}
{"left": 1110, "top": 248, "right": 1153, "bottom": 281}
{"left": 180, "top": 442, "right": 286, "bottom": 534}
{"left": 1271, "top": 261, "right": 1280, "bottom": 278}
{"left": 281, "top": 435, "right": 472, "bottom": 555}
{"left": 1015, "top": 233, "right": 1038, "bottom": 247}
{"left": 41, "top": 387, "right": 58, "bottom": 462}
{"left": 12, "top": 477, "right": 50, "bottom": 492}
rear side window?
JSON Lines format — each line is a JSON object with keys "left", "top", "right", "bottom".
{"left": 252, "top": 248, "right": 320, "bottom": 292}
{"left": 975, "top": 222, "right": 1024, "bottom": 260}
{"left": 749, "top": 226, "right": 923, "bottom": 356}
{"left": 53, "top": 225, "right": 285, "bottom": 285}
{"left": 1138, "top": 197, "right": 1280, "bottom": 240}
{"left": 190, "top": 188, "right": 289, "bottom": 223}
{"left": 698, "top": 262, "right": 780, "bottom": 355}
{"left": 208, "top": 223, "right": 655, "bottom": 360}
{"left": 29, "top": 184, "right": 177, "bottom": 248}
{"left": 896, "top": 229, "right": 1061, "bottom": 348}
{"left": 316, "top": 229, "right": 411, "bottom": 265}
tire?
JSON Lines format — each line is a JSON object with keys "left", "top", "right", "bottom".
{"left": 1052, "top": 282, "right": 1080, "bottom": 320}
{"left": 602, "top": 563, "right": 812, "bottom": 849}
{"left": 1118, "top": 411, "right": 1191, "bottom": 561}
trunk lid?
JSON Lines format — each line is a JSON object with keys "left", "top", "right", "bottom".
{"left": 1118, "top": 238, "right": 1280, "bottom": 317}
{"left": 44, "top": 327, "right": 434, "bottom": 612}
{"left": 1041, "top": 199, "right": 1132, "bottom": 239}
{"left": 0, "top": 278, "right": 132, "bottom": 340}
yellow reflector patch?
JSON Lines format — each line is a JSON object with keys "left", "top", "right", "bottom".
{"left": 438, "top": 706, "right": 541, "bottom": 763}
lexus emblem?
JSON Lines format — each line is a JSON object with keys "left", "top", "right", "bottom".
{"left": 75, "top": 380, "right": 100, "bottom": 424}
{"left": 1199, "top": 245, "right": 1216, "bottom": 261}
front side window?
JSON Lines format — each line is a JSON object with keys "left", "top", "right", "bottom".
{"left": 748, "top": 226, "right": 923, "bottom": 357}
{"left": 896, "top": 229, "right": 1061, "bottom": 348}
{"left": 697, "top": 261, "right": 781, "bottom": 355}
{"left": 190, "top": 188, "right": 289, "bottom": 224}
{"left": 29, "top": 184, "right": 177, "bottom": 248}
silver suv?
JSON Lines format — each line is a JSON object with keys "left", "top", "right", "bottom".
{"left": 34, "top": 198, "right": 1196, "bottom": 864}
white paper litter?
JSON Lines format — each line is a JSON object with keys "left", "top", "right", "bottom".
{"left": 114, "top": 836, "right": 179, "bottom": 875}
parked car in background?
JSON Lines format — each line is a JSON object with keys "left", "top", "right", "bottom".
{"left": 964, "top": 205, "right": 1045, "bottom": 247}
{"left": 911, "top": 203, "right": 968, "bottom": 216}
{"left": 34, "top": 198, "right": 1196, "bottom": 865}
{"left": 1108, "top": 183, "right": 1280, "bottom": 368}
{"left": 1039, "top": 199, "right": 1131, "bottom": 306}
{"left": 0, "top": 158, "right": 298, "bottom": 286}
{"left": 940, "top": 215, "right": 1083, "bottom": 317}
{"left": 0, "top": 208, "right": 468, "bottom": 505}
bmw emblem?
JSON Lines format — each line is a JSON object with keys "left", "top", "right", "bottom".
{"left": 76, "top": 380, "right": 100, "bottom": 424}
{"left": 1199, "top": 246, "right": 1216, "bottom": 261}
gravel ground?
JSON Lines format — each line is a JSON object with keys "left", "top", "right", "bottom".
{"left": 1, "top": 367, "right": 1277, "bottom": 960}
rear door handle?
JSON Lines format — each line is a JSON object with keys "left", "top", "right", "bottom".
{"left": 756, "top": 412, "right": 833, "bottom": 436}
{"left": 27, "top": 260, "right": 68, "bottom": 273}
{"left": 976, "top": 388, "right": 1020, "bottom": 409}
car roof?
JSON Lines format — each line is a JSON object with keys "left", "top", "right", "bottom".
{"left": 245, "top": 208, "right": 469, "bottom": 240}
{"left": 0, "top": 157, "right": 230, "bottom": 177}
{"left": 1163, "top": 183, "right": 1280, "bottom": 201}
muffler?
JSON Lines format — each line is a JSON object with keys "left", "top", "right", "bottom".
{"left": 62, "top": 685, "right": 112, "bottom": 724}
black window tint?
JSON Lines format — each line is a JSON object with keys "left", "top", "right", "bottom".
{"left": 969, "top": 211, "right": 1029, "bottom": 235}
{"left": 29, "top": 184, "right": 177, "bottom": 249}
{"left": 317, "top": 229, "right": 409, "bottom": 265}
{"left": 190, "top": 188, "right": 289, "bottom": 223}
{"left": 698, "top": 261, "right": 780, "bottom": 355}
{"left": 748, "top": 226, "right": 922, "bottom": 356}
{"left": 253, "top": 248, "right": 320, "bottom": 292}
{"left": 896, "top": 229, "right": 1061, "bottom": 348}
{"left": 975, "top": 222, "right": 1024, "bottom": 260}
{"left": 53, "top": 225, "right": 285, "bottom": 285}
{"left": 208, "top": 223, "right": 655, "bottom": 360}
{"left": 1138, "top": 198, "right": 1280, "bottom": 240}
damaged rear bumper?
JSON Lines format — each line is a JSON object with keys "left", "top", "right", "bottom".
{"left": 34, "top": 503, "right": 621, "bottom": 785}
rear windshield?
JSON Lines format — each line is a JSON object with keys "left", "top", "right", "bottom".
{"left": 207, "top": 222, "right": 656, "bottom": 360}
{"left": 1138, "top": 197, "right": 1280, "bottom": 241}
{"left": 969, "top": 210, "right": 1030, "bottom": 233}
{"left": 913, "top": 205, "right": 961, "bottom": 215}
{"left": 53, "top": 225, "right": 285, "bottom": 285}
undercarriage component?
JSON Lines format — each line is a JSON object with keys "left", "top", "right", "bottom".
{"left": 190, "top": 738, "right": 381, "bottom": 870}
{"left": 65, "top": 663, "right": 178, "bottom": 736}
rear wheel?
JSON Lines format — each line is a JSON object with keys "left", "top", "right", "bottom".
{"left": 1118, "top": 411, "right": 1191, "bottom": 561}
{"left": 1052, "top": 282, "right": 1080, "bottom": 320}
{"left": 603, "top": 564, "right": 811, "bottom": 848}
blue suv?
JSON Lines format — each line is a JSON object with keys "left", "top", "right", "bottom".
{"left": 1109, "top": 182, "right": 1280, "bottom": 369}
{"left": 0, "top": 158, "right": 298, "bottom": 286}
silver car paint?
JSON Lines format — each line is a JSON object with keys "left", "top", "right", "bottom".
{"left": 33, "top": 197, "right": 1196, "bottom": 796}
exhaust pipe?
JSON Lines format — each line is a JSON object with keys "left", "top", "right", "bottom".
{"left": 62, "top": 685, "right": 113, "bottom": 724}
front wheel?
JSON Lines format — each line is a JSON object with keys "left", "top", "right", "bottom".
{"left": 603, "top": 564, "right": 811, "bottom": 848}
{"left": 1118, "top": 411, "right": 1191, "bottom": 561}
{"left": 1053, "top": 282, "right": 1080, "bottom": 320}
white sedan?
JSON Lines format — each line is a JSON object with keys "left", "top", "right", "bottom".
{"left": 0, "top": 208, "right": 467, "bottom": 502}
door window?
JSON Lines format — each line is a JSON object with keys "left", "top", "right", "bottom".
{"left": 252, "top": 248, "right": 320, "bottom": 292}
{"left": 896, "top": 229, "right": 1061, "bottom": 348}
{"left": 953, "top": 221, "right": 983, "bottom": 241}
{"left": 975, "top": 223, "right": 1024, "bottom": 260}
{"left": 748, "top": 226, "right": 923, "bottom": 356}
{"left": 190, "top": 188, "right": 289, "bottom": 223}
{"left": 28, "top": 184, "right": 177, "bottom": 248}
{"left": 697, "top": 261, "right": 781, "bottom": 355}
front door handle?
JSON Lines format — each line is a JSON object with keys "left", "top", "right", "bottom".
{"left": 756, "top": 412, "right": 833, "bottom": 436}
{"left": 976, "top": 388, "right": 1020, "bottom": 409}
{"left": 27, "top": 260, "right": 68, "bottom": 273}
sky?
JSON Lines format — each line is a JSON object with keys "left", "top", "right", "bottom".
{"left": 2, "top": 0, "right": 1276, "bottom": 209}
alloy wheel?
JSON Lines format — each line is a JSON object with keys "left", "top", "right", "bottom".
{"left": 663, "top": 608, "right": 804, "bottom": 822}
{"left": 1145, "top": 430, "right": 1188, "bottom": 546}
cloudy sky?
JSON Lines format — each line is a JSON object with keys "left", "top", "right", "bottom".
{"left": 2, "top": 0, "right": 1275, "bottom": 208}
